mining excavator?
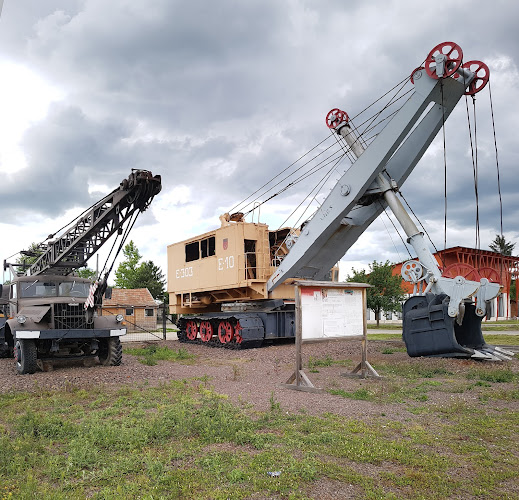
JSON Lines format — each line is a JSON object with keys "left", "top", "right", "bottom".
{"left": 168, "top": 42, "right": 512, "bottom": 361}
{"left": 0, "top": 170, "right": 161, "bottom": 374}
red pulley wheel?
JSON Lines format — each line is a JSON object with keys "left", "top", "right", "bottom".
{"left": 234, "top": 322, "right": 243, "bottom": 344}
{"left": 425, "top": 42, "right": 463, "bottom": 79}
{"left": 200, "top": 321, "right": 213, "bottom": 342}
{"left": 477, "top": 267, "right": 501, "bottom": 283}
{"left": 326, "top": 108, "right": 349, "bottom": 129}
{"left": 185, "top": 320, "right": 198, "bottom": 340}
{"left": 442, "top": 263, "right": 481, "bottom": 282}
{"left": 461, "top": 60, "right": 490, "bottom": 95}
{"left": 410, "top": 66, "right": 424, "bottom": 85}
{"left": 218, "top": 321, "right": 233, "bottom": 344}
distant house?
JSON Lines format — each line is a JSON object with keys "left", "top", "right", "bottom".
{"left": 101, "top": 288, "right": 158, "bottom": 333}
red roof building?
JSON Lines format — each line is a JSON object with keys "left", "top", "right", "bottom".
{"left": 101, "top": 288, "right": 158, "bottom": 333}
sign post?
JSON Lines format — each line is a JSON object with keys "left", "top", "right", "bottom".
{"left": 343, "top": 285, "right": 380, "bottom": 379}
{"left": 283, "top": 284, "right": 323, "bottom": 392}
{"left": 283, "top": 281, "right": 379, "bottom": 393}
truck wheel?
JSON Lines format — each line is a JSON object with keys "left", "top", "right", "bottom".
{"left": 0, "top": 344, "right": 13, "bottom": 358}
{"left": 98, "top": 337, "right": 122, "bottom": 366}
{"left": 14, "top": 339, "right": 38, "bottom": 375}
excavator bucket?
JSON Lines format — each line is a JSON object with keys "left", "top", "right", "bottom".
{"left": 402, "top": 294, "right": 513, "bottom": 360}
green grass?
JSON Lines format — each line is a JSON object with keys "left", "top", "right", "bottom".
{"left": 480, "top": 334, "right": 519, "bottom": 345}
{"left": 482, "top": 324, "right": 519, "bottom": 331}
{"left": 368, "top": 320, "right": 519, "bottom": 330}
{"left": 367, "top": 323, "right": 403, "bottom": 330}
{"left": 124, "top": 345, "right": 196, "bottom": 366}
{"left": 367, "top": 333, "right": 519, "bottom": 346}
{"left": 466, "top": 366, "right": 517, "bottom": 383}
{"left": 0, "top": 378, "right": 518, "bottom": 499}
{"left": 324, "top": 352, "right": 519, "bottom": 406}
{"left": 328, "top": 388, "right": 375, "bottom": 401}
{"left": 307, "top": 355, "right": 351, "bottom": 373}
{"left": 367, "top": 333, "right": 403, "bottom": 341}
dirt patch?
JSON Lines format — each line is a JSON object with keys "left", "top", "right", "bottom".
{"left": 0, "top": 338, "right": 517, "bottom": 420}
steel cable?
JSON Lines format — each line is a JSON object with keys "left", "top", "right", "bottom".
{"left": 241, "top": 148, "right": 348, "bottom": 218}
{"left": 277, "top": 152, "right": 348, "bottom": 230}
{"left": 231, "top": 75, "right": 415, "bottom": 218}
{"left": 465, "top": 94, "right": 480, "bottom": 250}
{"left": 229, "top": 134, "right": 336, "bottom": 214}
{"left": 235, "top": 138, "right": 342, "bottom": 215}
{"left": 488, "top": 81, "right": 504, "bottom": 237}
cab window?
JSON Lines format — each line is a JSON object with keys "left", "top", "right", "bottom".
{"left": 58, "top": 282, "right": 90, "bottom": 297}
{"left": 201, "top": 237, "right": 215, "bottom": 258}
{"left": 185, "top": 241, "right": 199, "bottom": 262}
{"left": 20, "top": 280, "right": 57, "bottom": 298}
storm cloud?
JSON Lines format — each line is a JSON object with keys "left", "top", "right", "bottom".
{"left": 0, "top": 0, "right": 518, "bottom": 276}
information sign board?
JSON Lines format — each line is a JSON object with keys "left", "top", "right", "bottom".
{"left": 301, "top": 286, "right": 364, "bottom": 340}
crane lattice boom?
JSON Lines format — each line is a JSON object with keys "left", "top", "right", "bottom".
{"left": 28, "top": 170, "right": 161, "bottom": 276}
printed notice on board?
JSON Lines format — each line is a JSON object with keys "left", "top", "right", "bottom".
{"left": 301, "top": 287, "right": 364, "bottom": 340}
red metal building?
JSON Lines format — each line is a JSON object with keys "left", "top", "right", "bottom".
{"left": 393, "top": 246, "right": 519, "bottom": 319}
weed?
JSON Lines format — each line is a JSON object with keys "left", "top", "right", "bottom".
{"left": 231, "top": 364, "right": 241, "bottom": 381}
{"left": 377, "top": 361, "right": 453, "bottom": 379}
{"left": 196, "top": 374, "right": 211, "bottom": 386}
{"left": 269, "top": 392, "right": 282, "bottom": 413}
{"left": 328, "top": 388, "right": 374, "bottom": 401}
{"left": 308, "top": 355, "right": 333, "bottom": 370}
{"left": 1, "top": 366, "right": 519, "bottom": 499}
{"left": 125, "top": 345, "right": 196, "bottom": 365}
{"left": 467, "top": 367, "right": 516, "bottom": 383}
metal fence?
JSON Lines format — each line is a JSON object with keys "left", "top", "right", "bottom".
{"left": 117, "top": 313, "right": 178, "bottom": 343}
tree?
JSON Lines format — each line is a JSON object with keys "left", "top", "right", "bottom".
{"left": 77, "top": 268, "right": 97, "bottom": 280}
{"left": 114, "top": 241, "right": 165, "bottom": 299}
{"left": 134, "top": 261, "right": 166, "bottom": 299}
{"left": 347, "top": 260, "right": 405, "bottom": 327}
{"left": 489, "top": 235, "right": 516, "bottom": 256}
{"left": 114, "top": 241, "right": 142, "bottom": 289}
{"left": 15, "top": 242, "right": 44, "bottom": 269}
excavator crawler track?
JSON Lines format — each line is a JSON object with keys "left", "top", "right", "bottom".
{"left": 177, "top": 334, "right": 261, "bottom": 350}
{"left": 177, "top": 310, "right": 294, "bottom": 350}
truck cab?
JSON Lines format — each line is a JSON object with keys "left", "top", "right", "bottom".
{"left": 0, "top": 275, "right": 126, "bottom": 374}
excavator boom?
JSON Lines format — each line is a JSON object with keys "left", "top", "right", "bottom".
{"left": 268, "top": 42, "right": 510, "bottom": 361}
{"left": 268, "top": 69, "right": 472, "bottom": 289}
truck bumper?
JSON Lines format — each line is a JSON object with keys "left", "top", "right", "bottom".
{"left": 14, "top": 329, "right": 127, "bottom": 340}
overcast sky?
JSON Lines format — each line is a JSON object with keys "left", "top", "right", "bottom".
{"left": 1, "top": 0, "right": 518, "bottom": 285}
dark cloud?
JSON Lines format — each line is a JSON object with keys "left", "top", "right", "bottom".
{"left": 0, "top": 0, "right": 518, "bottom": 264}
{"left": 0, "top": 102, "right": 134, "bottom": 219}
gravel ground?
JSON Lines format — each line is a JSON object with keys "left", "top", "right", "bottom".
{"left": 2, "top": 338, "right": 518, "bottom": 500}
{"left": 0, "top": 338, "right": 517, "bottom": 420}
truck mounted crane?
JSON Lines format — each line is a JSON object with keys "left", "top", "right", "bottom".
{"left": 168, "top": 42, "right": 511, "bottom": 360}
{"left": 0, "top": 169, "right": 162, "bottom": 374}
